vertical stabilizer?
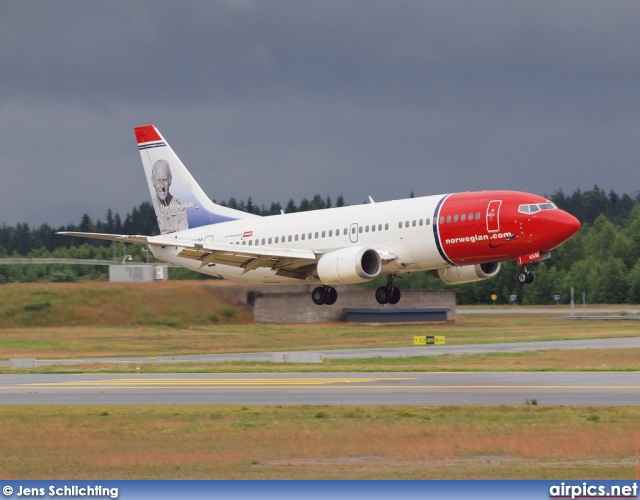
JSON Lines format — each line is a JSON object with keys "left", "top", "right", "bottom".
{"left": 135, "top": 125, "right": 257, "bottom": 234}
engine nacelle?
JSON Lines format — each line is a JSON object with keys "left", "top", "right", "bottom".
{"left": 315, "top": 247, "right": 382, "bottom": 285}
{"left": 435, "top": 262, "right": 501, "bottom": 285}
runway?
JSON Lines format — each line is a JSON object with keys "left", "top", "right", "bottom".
{"left": 1, "top": 372, "right": 638, "bottom": 406}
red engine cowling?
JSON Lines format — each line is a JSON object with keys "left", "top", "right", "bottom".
{"left": 315, "top": 247, "right": 382, "bottom": 285}
{"left": 435, "top": 262, "right": 501, "bottom": 284}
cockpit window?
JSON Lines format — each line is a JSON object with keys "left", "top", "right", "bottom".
{"left": 518, "top": 203, "right": 557, "bottom": 214}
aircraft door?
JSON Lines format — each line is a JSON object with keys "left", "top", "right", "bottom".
{"left": 486, "top": 200, "right": 502, "bottom": 233}
{"left": 349, "top": 223, "right": 359, "bottom": 243}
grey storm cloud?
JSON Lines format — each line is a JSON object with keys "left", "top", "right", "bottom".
{"left": 1, "top": 1, "right": 639, "bottom": 227}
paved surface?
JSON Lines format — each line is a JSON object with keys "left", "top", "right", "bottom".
{"left": 457, "top": 306, "right": 640, "bottom": 315}
{"left": 1, "top": 371, "right": 638, "bottom": 406}
{"left": 2, "top": 337, "right": 637, "bottom": 406}
{"left": 2, "top": 336, "right": 637, "bottom": 367}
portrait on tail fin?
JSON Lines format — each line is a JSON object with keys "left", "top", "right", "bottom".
{"left": 151, "top": 159, "right": 188, "bottom": 234}
{"left": 136, "top": 124, "right": 254, "bottom": 232}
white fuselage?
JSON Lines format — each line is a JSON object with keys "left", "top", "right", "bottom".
{"left": 150, "top": 195, "right": 448, "bottom": 283}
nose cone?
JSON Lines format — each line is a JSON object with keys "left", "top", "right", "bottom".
{"left": 548, "top": 210, "right": 581, "bottom": 248}
{"left": 562, "top": 211, "right": 581, "bottom": 237}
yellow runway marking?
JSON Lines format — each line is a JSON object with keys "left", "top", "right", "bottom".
{"left": 18, "top": 377, "right": 409, "bottom": 389}
{"left": 10, "top": 377, "right": 640, "bottom": 391}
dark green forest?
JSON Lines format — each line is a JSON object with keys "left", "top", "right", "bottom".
{"left": 2, "top": 186, "right": 640, "bottom": 305}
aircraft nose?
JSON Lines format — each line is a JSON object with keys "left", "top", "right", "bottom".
{"left": 555, "top": 210, "right": 581, "bottom": 243}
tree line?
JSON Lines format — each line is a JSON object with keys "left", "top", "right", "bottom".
{"left": 2, "top": 186, "right": 640, "bottom": 304}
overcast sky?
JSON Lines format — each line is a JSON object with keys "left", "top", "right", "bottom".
{"left": 1, "top": 1, "right": 639, "bottom": 227}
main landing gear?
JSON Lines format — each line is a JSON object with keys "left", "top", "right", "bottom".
{"left": 311, "top": 285, "right": 338, "bottom": 305}
{"left": 518, "top": 267, "right": 534, "bottom": 284}
{"left": 375, "top": 275, "right": 401, "bottom": 305}
{"left": 311, "top": 275, "right": 404, "bottom": 306}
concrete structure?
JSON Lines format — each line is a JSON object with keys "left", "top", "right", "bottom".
{"left": 10, "top": 358, "right": 37, "bottom": 369}
{"left": 108, "top": 264, "right": 169, "bottom": 283}
{"left": 213, "top": 284, "right": 456, "bottom": 324}
{"left": 271, "top": 352, "right": 324, "bottom": 363}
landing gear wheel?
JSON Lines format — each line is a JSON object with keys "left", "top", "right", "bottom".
{"left": 388, "top": 287, "right": 401, "bottom": 305}
{"left": 312, "top": 287, "right": 327, "bottom": 305}
{"left": 325, "top": 287, "right": 338, "bottom": 305}
{"left": 518, "top": 270, "right": 534, "bottom": 284}
{"left": 375, "top": 286, "right": 390, "bottom": 304}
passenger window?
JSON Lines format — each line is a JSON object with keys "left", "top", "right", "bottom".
{"left": 461, "top": 214, "right": 466, "bottom": 222}
{"left": 343, "top": 228, "right": 347, "bottom": 235}
{"left": 440, "top": 216, "right": 444, "bottom": 224}
{"left": 475, "top": 212, "right": 481, "bottom": 220}
{"left": 365, "top": 226, "right": 369, "bottom": 233}
{"left": 405, "top": 221, "right": 409, "bottom": 228}
{"left": 425, "top": 218, "right": 430, "bottom": 225}
{"left": 398, "top": 222, "right": 402, "bottom": 229}
{"left": 419, "top": 219, "right": 423, "bottom": 226}
{"left": 301, "top": 234, "right": 305, "bottom": 240}
{"left": 288, "top": 235, "right": 292, "bottom": 242}
{"left": 295, "top": 235, "right": 298, "bottom": 241}
{"left": 371, "top": 225, "right": 376, "bottom": 232}
{"left": 268, "top": 238, "right": 272, "bottom": 244}
{"left": 328, "top": 230, "right": 332, "bottom": 237}
{"left": 242, "top": 241, "right": 246, "bottom": 245}
{"left": 379, "top": 224, "right": 382, "bottom": 231}
{"left": 275, "top": 237, "right": 279, "bottom": 244}
{"left": 248, "top": 240, "right": 253, "bottom": 246}
{"left": 351, "top": 227, "right": 356, "bottom": 234}
{"left": 262, "top": 238, "right": 265, "bottom": 245}
{"left": 308, "top": 232, "right": 312, "bottom": 239}
{"left": 454, "top": 215, "right": 458, "bottom": 223}
{"left": 322, "top": 231, "right": 325, "bottom": 238}
{"left": 359, "top": 226, "right": 363, "bottom": 233}
{"left": 446, "top": 215, "right": 451, "bottom": 223}
{"left": 385, "top": 223, "right": 389, "bottom": 230}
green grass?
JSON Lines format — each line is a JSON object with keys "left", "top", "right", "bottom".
{"left": 1, "top": 404, "right": 637, "bottom": 479}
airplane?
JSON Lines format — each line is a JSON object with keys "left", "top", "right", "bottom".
{"left": 59, "top": 124, "right": 581, "bottom": 305}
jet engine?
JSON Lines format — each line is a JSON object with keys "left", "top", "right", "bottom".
{"left": 434, "top": 262, "right": 501, "bottom": 284}
{"left": 315, "top": 247, "right": 382, "bottom": 285}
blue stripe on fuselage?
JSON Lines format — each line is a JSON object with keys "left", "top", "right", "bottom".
{"left": 433, "top": 194, "right": 454, "bottom": 265}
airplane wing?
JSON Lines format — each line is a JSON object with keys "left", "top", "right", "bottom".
{"left": 58, "top": 232, "right": 396, "bottom": 280}
{"left": 148, "top": 235, "right": 318, "bottom": 277}
{"left": 58, "top": 231, "right": 318, "bottom": 278}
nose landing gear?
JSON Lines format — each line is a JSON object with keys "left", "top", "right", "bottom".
{"left": 518, "top": 267, "right": 534, "bottom": 284}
